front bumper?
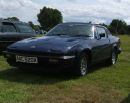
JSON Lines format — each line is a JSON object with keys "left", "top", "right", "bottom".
{"left": 3, "top": 51, "right": 76, "bottom": 69}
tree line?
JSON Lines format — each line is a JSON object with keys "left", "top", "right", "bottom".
{"left": 101, "top": 19, "right": 129, "bottom": 35}
{"left": 1, "top": 6, "right": 130, "bottom": 35}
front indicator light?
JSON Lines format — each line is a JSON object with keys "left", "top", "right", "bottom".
{"left": 60, "top": 56, "right": 75, "bottom": 59}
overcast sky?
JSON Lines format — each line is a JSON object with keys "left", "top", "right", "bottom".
{"left": 0, "top": 0, "right": 130, "bottom": 25}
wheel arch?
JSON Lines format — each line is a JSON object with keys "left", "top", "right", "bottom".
{"left": 80, "top": 49, "right": 92, "bottom": 64}
{"left": 112, "top": 44, "right": 118, "bottom": 51}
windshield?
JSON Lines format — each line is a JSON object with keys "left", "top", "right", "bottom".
{"left": 47, "top": 24, "right": 94, "bottom": 37}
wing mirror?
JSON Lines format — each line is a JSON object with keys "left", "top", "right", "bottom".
{"left": 96, "top": 33, "right": 105, "bottom": 40}
{"left": 99, "top": 33, "right": 105, "bottom": 39}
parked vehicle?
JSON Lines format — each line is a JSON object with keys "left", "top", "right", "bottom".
{"left": 0, "top": 20, "right": 36, "bottom": 51}
{"left": 4, "top": 22, "right": 121, "bottom": 76}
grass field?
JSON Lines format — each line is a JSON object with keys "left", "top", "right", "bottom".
{"left": 0, "top": 35, "right": 130, "bottom": 103}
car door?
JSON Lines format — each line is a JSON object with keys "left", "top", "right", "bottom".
{"left": 92, "top": 26, "right": 111, "bottom": 62}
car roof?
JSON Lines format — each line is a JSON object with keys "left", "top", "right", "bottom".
{"left": 0, "top": 19, "right": 27, "bottom": 25}
{"left": 61, "top": 22, "right": 105, "bottom": 28}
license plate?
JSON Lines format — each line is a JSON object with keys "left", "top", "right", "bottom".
{"left": 16, "top": 55, "right": 38, "bottom": 64}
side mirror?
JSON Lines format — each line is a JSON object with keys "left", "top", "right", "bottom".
{"left": 99, "top": 33, "right": 105, "bottom": 38}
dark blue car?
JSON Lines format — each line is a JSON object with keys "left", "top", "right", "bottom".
{"left": 4, "top": 22, "right": 121, "bottom": 76}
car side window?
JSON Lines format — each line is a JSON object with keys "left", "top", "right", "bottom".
{"left": 2, "top": 23, "right": 17, "bottom": 33}
{"left": 16, "top": 23, "right": 33, "bottom": 33}
{"left": 97, "top": 27, "right": 107, "bottom": 39}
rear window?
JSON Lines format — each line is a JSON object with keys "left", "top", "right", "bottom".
{"left": 16, "top": 23, "right": 33, "bottom": 33}
{"left": 2, "top": 23, "right": 17, "bottom": 32}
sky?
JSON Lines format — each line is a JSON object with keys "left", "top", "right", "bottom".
{"left": 0, "top": 0, "right": 130, "bottom": 25}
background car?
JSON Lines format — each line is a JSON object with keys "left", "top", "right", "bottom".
{"left": 4, "top": 22, "right": 121, "bottom": 76}
{"left": 0, "top": 20, "right": 36, "bottom": 51}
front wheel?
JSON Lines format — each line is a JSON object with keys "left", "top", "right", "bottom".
{"left": 107, "top": 49, "right": 118, "bottom": 65}
{"left": 76, "top": 53, "right": 89, "bottom": 76}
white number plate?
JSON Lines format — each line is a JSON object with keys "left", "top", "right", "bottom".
{"left": 16, "top": 55, "right": 38, "bottom": 64}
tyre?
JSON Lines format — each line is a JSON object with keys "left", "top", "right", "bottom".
{"left": 76, "top": 53, "right": 89, "bottom": 76}
{"left": 107, "top": 49, "right": 118, "bottom": 65}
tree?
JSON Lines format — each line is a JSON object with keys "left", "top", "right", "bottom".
{"left": 28, "top": 21, "right": 35, "bottom": 29}
{"left": 100, "top": 23, "right": 108, "bottom": 28}
{"left": 127, "top": 25, "right": 130, "bottom": 35}
{"left": 5, "top": 17, "right": 20, "bottom": 21}
{"left": 28, "top": 21, "right": 41, "bottom": 31}
{"left": 37, "top": 7, "right": 63, "bottom": 31}
{"left": 109, "top": 19, "right": 127, "bottom": 35}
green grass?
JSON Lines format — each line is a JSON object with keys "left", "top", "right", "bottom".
{"left": 0, "top": 35, "right": 130, "bottom": 103}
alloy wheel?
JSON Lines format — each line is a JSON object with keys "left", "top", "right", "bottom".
{"left": 112, "top": 51, "right": 116, "bottom": 64}
{"left": 80, "top": 56, "right": 88, "bottom": 76}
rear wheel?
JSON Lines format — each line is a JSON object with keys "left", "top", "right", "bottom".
{"left": 76, "top": 53, "right": 89, "bottom": 76}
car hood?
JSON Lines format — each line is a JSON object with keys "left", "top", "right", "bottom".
{"left": 8, "top": 36, "right": 84, "bottom": 53}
